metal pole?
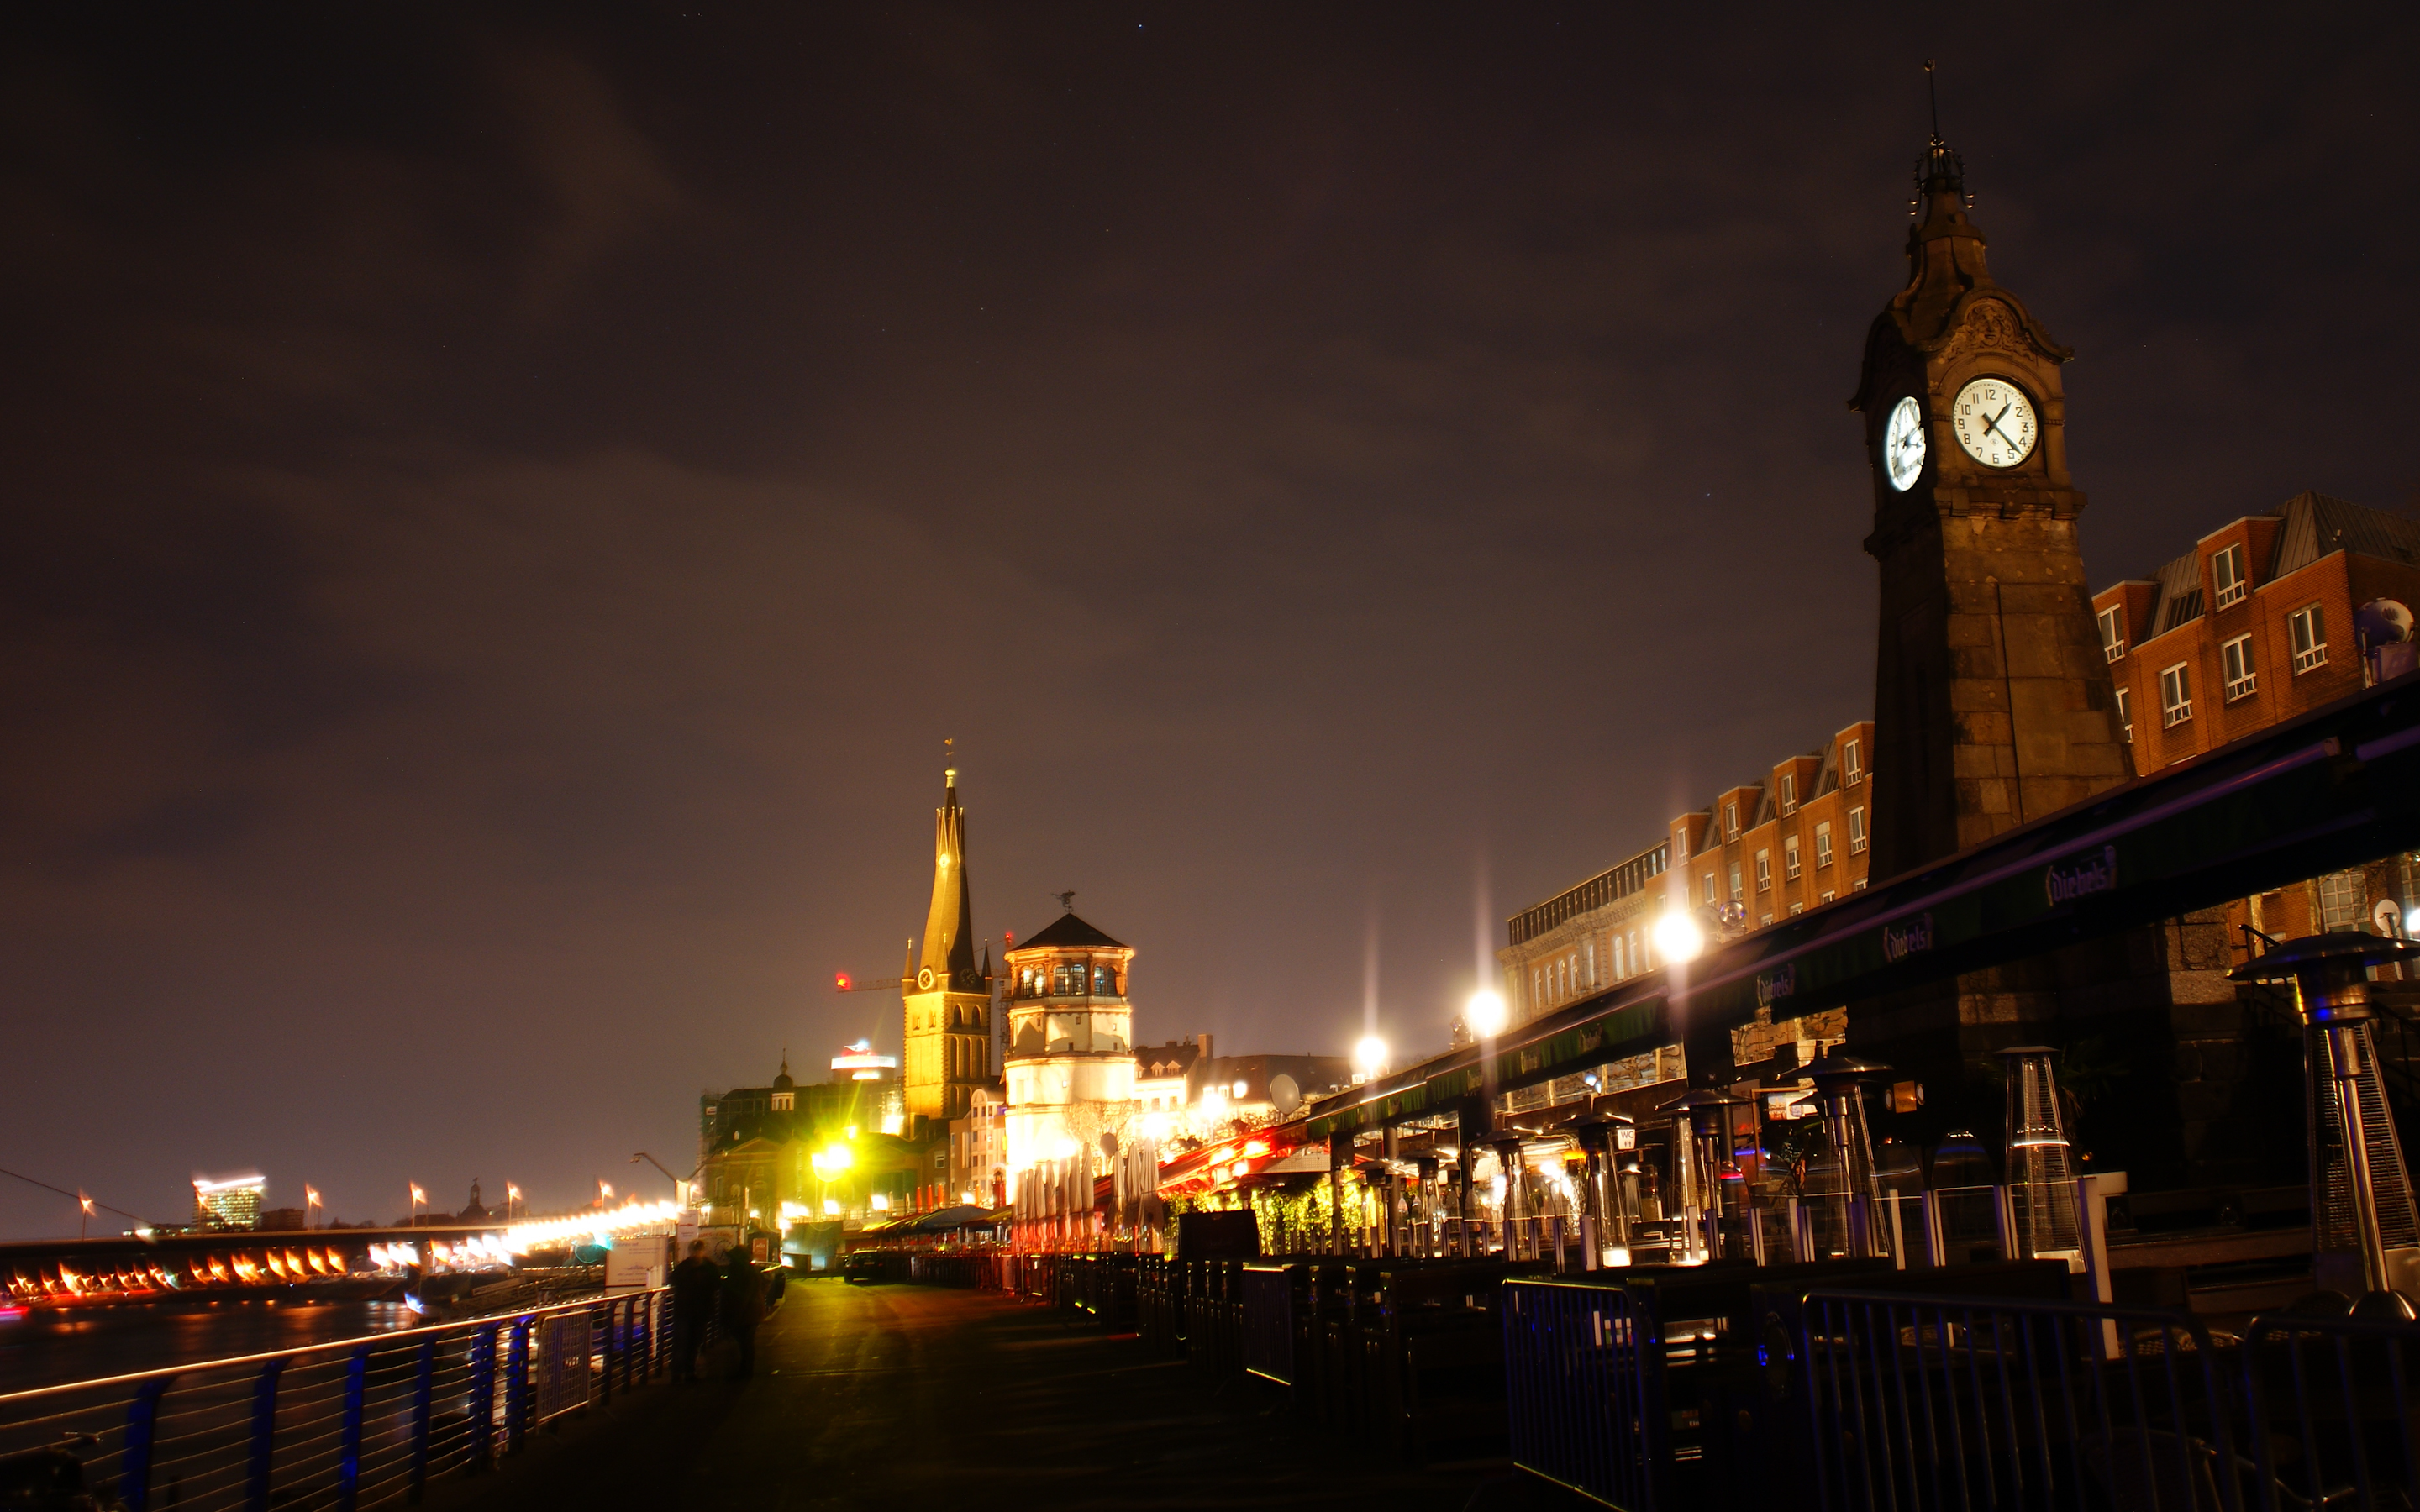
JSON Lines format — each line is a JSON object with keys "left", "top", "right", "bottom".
{"left": 336, "top": 1346, "right": 370, "bottom": 1512}
{"left": 245, "top": 1357, "right": 285, "bottom": 1512}
{"left": 2329, "top": 1023, "right": 2394, "bottom": 1294}
{"left": 119, "top": 1376, "right": 174, "bottom": 1512}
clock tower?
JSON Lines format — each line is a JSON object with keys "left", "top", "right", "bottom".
{"left": 901, "top": 763, "right": 992, "bottom": 1124}
{"left": 1847, "top": 128, "right": 2178, "bottom": 1152}
{"left": 1852, "top": 130, "right": 2130, "bottom": 881}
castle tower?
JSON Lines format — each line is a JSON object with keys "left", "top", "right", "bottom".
{"left": 1000, "top": 909, "right": 1137, "bottom": 1178}
{"left": 1853, "top": 130, "right": 2131, "bottom": 877}
{"left": 901, "top": 764, "right": 992, "bottom": 1123}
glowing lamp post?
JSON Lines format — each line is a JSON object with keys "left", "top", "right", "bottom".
{"left": 1352, "top": 1034, "right": 1388, "bottom": 1082}
{"left": 1465, "top": 989, "right": 1507, "bottom": 1039}
{"left": 1651, "top": 908, "right": 1706, "bottom": 965}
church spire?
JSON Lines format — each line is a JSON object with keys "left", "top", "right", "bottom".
{"left": 918, "top": 753, "right": 977, "bottom": 989}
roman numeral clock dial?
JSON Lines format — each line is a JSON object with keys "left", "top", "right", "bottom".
{"left": 1951, "top": 377, "right": 2038, "bottom": 469}
{"left": 1883, "top": 395, "right": 1927, "bottom": 491}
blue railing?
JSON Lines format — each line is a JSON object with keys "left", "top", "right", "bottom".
{"left": 0, "top": 1288, "right": 676, "bottom": 1511}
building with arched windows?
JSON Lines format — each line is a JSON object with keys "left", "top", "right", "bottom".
{"left": 1000, "top": 910, "right": 1138, "bottom": 1178}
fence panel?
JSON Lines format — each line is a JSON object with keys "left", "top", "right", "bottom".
{"left": 1502, "top": 1278, "right": 1666, "bottom": 1509}
{"left": 2242, "top": 1308, "right": 2420, "bottom": 1511}
{"left": 1798, "top": 1288, "right": 2242, "bottom": 1512}
{"left": 0, "top": 1289, "right": 670, "bottom": 1512}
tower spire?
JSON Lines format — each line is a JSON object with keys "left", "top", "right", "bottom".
{"left": 919, "top": 748, "right": 977, "bottom": 986}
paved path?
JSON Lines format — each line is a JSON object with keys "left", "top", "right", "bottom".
{"left": 429, "top": 1279, "right": 1548, "bottom": 1511}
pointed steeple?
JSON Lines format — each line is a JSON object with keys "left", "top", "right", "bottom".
{"left": 918, "top": 760, "right": 978, "bottom": 989}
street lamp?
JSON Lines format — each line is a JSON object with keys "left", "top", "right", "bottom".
{"left": 1465, "top": 989, "right": 1507, "bottom": 1039}
{"left": 1651, "top": 909, "right": 1706, "bottom": 964}
{"left": 1353, "top": 1034, "right": 1388, "bottom": 1080}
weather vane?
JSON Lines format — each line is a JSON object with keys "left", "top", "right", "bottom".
{"left": 1053, "top": 890, "right": 1076, "bottom": 912}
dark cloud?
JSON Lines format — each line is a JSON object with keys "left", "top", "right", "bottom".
{"left": 1, "top": 4, "right": 2414, "bottom": 1234}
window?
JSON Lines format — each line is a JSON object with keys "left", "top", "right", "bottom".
{"left": 2291, "top": 604, "right": 2328, "bottom": 674}
{"left": 1760, "top": 913, "right": 1774, "bottom": 927}
{"left": 1780, "top": 773, "right": 1797, "bottom": 814}
{"left": 2222, "top": 633, "right": 2257, "bottom": 701}
{"left": 2212, "top": 543, "right": 2247, "bottom": 609}
{"left": 1784, "top": 835, "right": 1802, "bottom": 879}
{"left": 1674, "top": 827, "right": 1690, "bottom": 861}
{"left": 1849, "top": 807, "right": 1868, "bottom": 854}
{"left": 1628, "top": 930, "right": 1639, "bottom": 972}
{"left": 2318, "top": 869, "right": 2363, "bottom": 931}
{"left": 1844, "top": 738, "right": 1864, "bottom": 785}
{"left": 1724, "top": 801, "right": 1739, "bottom": 839}
{"left": 2160, "top": 662, "right": 2194, "bottom": 727}
{"left": 2097, "top": 603, "right": 2127, "bottom": 663}
{"left": 1702, "top": 872, "right": 1718, "bottom": 905}
{"left": 1754, "top": 849, "right": 1772, "bottom": 891}
{"left": 1612, "top": 936, "right": 1626, "bottom": 978}
{"left": 1789, "top": 901, "right": 1804, "bottom": 916}
{"left": 1820, "top": 890, "right": 1837, "bottom": 902}
{"left": 1815, "top": 822, "right": 1834, "bottom": 867}
{"left": 1852, "top": 878, "right": 1869, "bottom": 891}
{"left": 1728, "top": 862, "right": 1744, "bottom": 902}
{"left": 2116, "top": 685, "right": 2133, "bottom": 743}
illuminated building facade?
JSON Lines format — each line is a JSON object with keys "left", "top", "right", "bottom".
{"left": 1002, "top": 911, "right": 1137, "bottom": 1181}
{"left": 193, "top": 1174, "right": 266, "bottom": 1231}
{"left": 900, "top": 766, "right": 993, "bottom": 1123}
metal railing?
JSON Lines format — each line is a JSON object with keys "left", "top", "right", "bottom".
{"left": 0, "top": 1288, "right": 677, "bottom": 1512}
{"left": 2242, "top": 1310, "right": 2417, "bottom": 1510}
{"left": 1798, "top": 1288, "right": 2241, "bottom": 1512}
{"left": 1502, "top": 1278, "right": 1665, "bottom": 1509}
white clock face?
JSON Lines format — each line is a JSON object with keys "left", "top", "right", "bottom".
{"left": 1951, "top": 377, "right": 2038, "bottom": 469}
{"left": 1883, "top": 395, "right": 1926, "bottom": 491}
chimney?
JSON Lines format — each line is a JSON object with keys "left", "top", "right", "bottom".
{"left": 1196, "top": 1032, "right": 1213, "bottom": 1061}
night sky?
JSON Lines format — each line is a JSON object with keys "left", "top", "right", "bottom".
{"left": 4, "top": 6, "right": 2415, "bottom": 1236}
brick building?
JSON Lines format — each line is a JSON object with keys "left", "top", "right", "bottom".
{"left": 1666, "top": 720, "right": 1879, "bottom": 929}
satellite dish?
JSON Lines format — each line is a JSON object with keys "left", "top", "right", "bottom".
{"left": 1100, "top": 1131, "right": 1120, "bottom": 1158}
{"left": 1269, "top": 1074, "right": 1302, "bottom": 1115}
{"left": 2357, "top": 599, "right": 2415, "bottom": 645}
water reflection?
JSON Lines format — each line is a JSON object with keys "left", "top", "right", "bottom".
{"left": 0, "top": 1299, "right": 425, "bottom": 1395}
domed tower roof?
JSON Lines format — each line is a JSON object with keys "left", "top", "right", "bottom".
{"left": 772, "top": 1051, "right": 794, "bottom": 1091}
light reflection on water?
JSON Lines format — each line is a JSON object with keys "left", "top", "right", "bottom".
{"left": 0, "top": 1298, "right": 425, "bottom": 1395}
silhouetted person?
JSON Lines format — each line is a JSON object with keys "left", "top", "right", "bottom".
{"left": 669, "top": 1241, "right": 718, "bottom": 1383}
{"left": 721, "top": 1245, "right": 765, "bottom": 1381}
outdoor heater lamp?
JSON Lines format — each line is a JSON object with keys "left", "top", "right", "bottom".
{"left": 1996, "top": 1046, "right": 2082, "bottom": 1266}
{"left": 2233, "top": 930, "right": 2420, "bottom": 1319}
{"left": 1805, "top": 1049, "right": 1895, "bottom": 1263}
{"left": 1657, "top": 1085, "right": 1748, "bottom": 1265}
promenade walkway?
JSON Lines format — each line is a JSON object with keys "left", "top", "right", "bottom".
{"left": 426, "top": 1278, "right": 1537, "bottom": 1512}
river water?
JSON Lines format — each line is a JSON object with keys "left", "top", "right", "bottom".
{"left": 0, "top": 1297, "right": 427, "bottom": 1396}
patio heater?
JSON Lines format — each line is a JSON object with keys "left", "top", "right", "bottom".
{"left": 1657, "top": 1086, "right": 1748, "bottom": 1264}
{"left": 1572, "top": 1112, "right": 1636, "bottom": 1268}
{"left": 2233, "top": 931, "right": 2420, "bottom": 1317}
{"left": 1996, "top": 1046, "right": 2082, "bottom": 1266}
{"left": 1805, "top": 1049, "right": 1894, "bottom": 1262}
{"left": 1413, "top": 1153, "right": 1439, "bottom": 1257}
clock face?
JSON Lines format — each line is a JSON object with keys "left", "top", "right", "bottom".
{"left": 1883, "top": 396, "right": 1926, "bottom": 491}
{"left": 1950, "top": 377, "right": 2038, "bottom": 469}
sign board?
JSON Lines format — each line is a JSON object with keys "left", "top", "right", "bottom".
{"left": 604, "top": 1242, "right": 662, "bottom": 1292}
{"left": 676, "top": 1210, "right": 700, "bottom": 1252}
{"left": 533, "top": 1310, "right": 592, "bottom": 1423}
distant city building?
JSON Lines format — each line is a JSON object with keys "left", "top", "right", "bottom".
{"left": 947, "top": 1084, "right": 1009, "bottom": 1209}
{"left": 1133, "top": 1036, "right": 1206, "bottom": 1112}
{"left": 257, "top": 1207, "right": 308, "bottom": 1231}
{"left": 697, "top": 1051, "right": 937, "bottom": 1229}
{"left": 193, "top": 1174, "right": 266, "bottom": 1231}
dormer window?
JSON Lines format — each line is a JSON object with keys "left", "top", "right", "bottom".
{"left": 2097, "top": 604, "right": 2126, "bottom": 663}
{"left": 1724, "top": 801, "right": 1739, "bottom": 840}
{"left": 1843, "top": 738, "right": 1864, "bottom": 785}
{"left": 2212, "top": 543, "right": 2247, "bottom": 610}
{"left": 1779, "top": 772, "right": 1797, "bottom": 814}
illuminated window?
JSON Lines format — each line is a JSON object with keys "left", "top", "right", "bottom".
{"left": 1815, "top": 822, "right": 1834, "bottom": 868}
{"left": 1784, "top": 835, "right": 1802, "bottom": 880}
{"left": 1844, "top": 738, "right": 1864, "bottom": 785}
{"left": 2291, "top": 605, "right": 2328, "bottom": 673}
{"left": 1849, "top": 807, "right": 1868, "bottom": 855}
{"left": 2160, "top": 662, "right": 2193, "bottom": 727}
{"left": 1612, "top": 936, "right": 1626, "bottom": 977}
{"left": 2212, "top": 543, "right": 2247, "bottom": 610}
{"left": 1754, "top": 849, "right": 1772, "bottom": 891}
{"left": 2116, "top": 686, "right": 2133, "bottom": 743}
{"left": 2222, "top": 633, "right": 2257, "bottom": 701}
{"left": 2097, "top": 603, "right": 2126, "bottom": 663}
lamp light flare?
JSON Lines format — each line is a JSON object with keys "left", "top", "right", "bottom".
{"left": 1651, "top": 909, "right": 1707, "bottom": 963}
{"left": 1352, "top": 1034, "right": 1388, "bottom": 1076}
{"left": 1465, "top": 989, "right": 1507, "bottom": 1038}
